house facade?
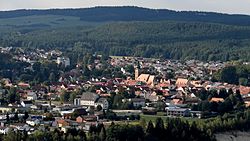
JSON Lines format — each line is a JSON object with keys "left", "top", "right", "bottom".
{"left": 80, "top": 92, "right": 99, "bottom": 106}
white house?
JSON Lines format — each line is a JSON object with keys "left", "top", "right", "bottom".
{"left": 122, "top": 98, "right": 146, "bottom": 107}
{"left": 27, "top": 91, "right": 37, "bottom": 100}
{"left": 0, "top": 127, "right": 9, "bottom": 134}
{"left": 21, "top": 100, "right": 33, "bottom": 108}
{"left": 130, "top": 98, "right": 146, "bottom": 107}
{"left": 80, "top": 92, "right": 109, "bottom": 110}
{"left": 57, "top": 57, "right": 70, "bottom": 67}
{"left": 80, "top": 92, "right": 99, "bottom": 106}
{"left": 26, "top": 119, "right": 40, "bottom": 126}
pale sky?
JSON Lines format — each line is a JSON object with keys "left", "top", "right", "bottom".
{"left": 1, "top": 0, "right": 250, "bottom": 15}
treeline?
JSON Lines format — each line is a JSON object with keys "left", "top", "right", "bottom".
{"left": 196, "top": 109, "right": 250, "bottom": 133}
{"left": 193, "top": 88, "right": 244, "bottom": 114}
{"left": 0, "top": 118, "right": 215, "bottom": 141}
{"left": 213, "top": 64, "right": 250, "bottom": 85}
{"left": 0, "top": 52, "right": 62, "bottom": 84}
{"left": 2, "top": 21, "right": 250, "bottom": 61}
{"left": 2, "top": 109, "right": 250, "bottom": 141}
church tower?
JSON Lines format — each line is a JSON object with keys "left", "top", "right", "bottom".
{"left": 135, "top": 67, "right": 139, "bottom": 80}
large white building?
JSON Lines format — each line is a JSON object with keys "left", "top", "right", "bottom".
{"left": 79, "top": 92, "right": 109, "bottom": 110}
{"left": 56, "top": 57, "right": 70, "bottom": 67}
{"left": 80, "top": 92, "right": 99, "bottom": 106}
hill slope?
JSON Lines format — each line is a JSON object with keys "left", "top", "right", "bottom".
{"left": 1, "top": 6, "right": 250, "bottom": 26}
{"left": 1, "top": 21, "right": 250, "bottom": 61}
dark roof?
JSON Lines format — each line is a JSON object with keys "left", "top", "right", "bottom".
{"left": 130, "top": 98, "right": 145, "bottom": 102}
{"left": 22, "top": 100, "right": 33, "bottom": 104}
{"left": 73, "top": 108, "right": 87, "bottom": 115}
{"left": 81, "top": 92, "right": 99, "bottom": 101}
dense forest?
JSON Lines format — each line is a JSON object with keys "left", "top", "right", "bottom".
{"left": 1, "top": 21, "right": 250, "bottom": 61}
{"left": 1, "top": 7, "right": 250, "bottom": 61}
{"left": 1, "top": 6, "right": 250, "bottom": 26}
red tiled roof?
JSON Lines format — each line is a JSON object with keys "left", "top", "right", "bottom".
{"left": 210, "top": 98, "right": 224, "bottom": 102}
{"left": 240, "top": 86, "right": 250, "bottom": 95}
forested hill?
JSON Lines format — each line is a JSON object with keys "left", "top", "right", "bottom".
{"left": 1, "top": 6, "right": 250, "bottom": 26}
{"left": 2, "top": 21, "right": 250, "bottom": 61}
{"left": 1, "top": 6, "right": 250, "bottom": 61}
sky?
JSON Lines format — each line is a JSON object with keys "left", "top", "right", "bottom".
{"left": 1, "top": 0, "right": 250, "bottom": 15}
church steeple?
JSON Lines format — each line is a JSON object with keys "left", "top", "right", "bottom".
{"left": 135, "top": 67, "right": 139, "bottom": 80}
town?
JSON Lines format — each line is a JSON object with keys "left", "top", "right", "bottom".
{"left": 0, "top": 47, "right": 250, "bottom": 140}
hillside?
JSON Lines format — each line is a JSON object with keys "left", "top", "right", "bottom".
{"left": 1, "top": 21, "right": 250, "bottom": 61}
{"left": 1, "top": 6, "right": 250, "bottom": 26}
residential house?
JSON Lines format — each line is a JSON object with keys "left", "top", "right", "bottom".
{"left": 175, "top": 78, "right": 189, "bottom": 87}
{"left": 10, "top": 123, "right": 31, "bottom": 131}
{"left": 80, "top": 92, "right": 109, "bottom": 110}
{"left": 18, "top": 82, "right": 30, "bottom": 89}
{"left": 80, "top": 92, "right": 99, "bottom": 107}
{"left": 26, "top": 118, "right": 40, "bottom": 126}
{"left": 27, "top": 91, "right": 37, "bottom": 100}
{"left": 0, "top": 106, "right": 16, "bottom": 113}
{"left": 129, "top": 98, "right": 145, "bottom": 107}
{"left": 0, "top": 127, "right": 9, "bottom": 134}
{"left": 210, "top": 98, "right": 224, "bottom": 103}
{"left": 76, "top": 115, "right": 98, "bottom": 123}
{"left": 21, "top": 100, "right": 33, "bottom": 108}
{"left": 56, "top": 57, "right": 70, "bottom": 67}
{"left": 240, "top": 86, "right": 250, "bottom": 98}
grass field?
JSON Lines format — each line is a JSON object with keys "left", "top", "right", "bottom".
{"left": 140, "top": 114, "right": 170, "bottom": 122}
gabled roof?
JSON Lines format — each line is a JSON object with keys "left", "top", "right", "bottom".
{"left": 96, "top": 98, "right": 107, "bottom": 104}
{"left": 81, "top": 92, "right": 99, "bottom": 101}
{"left": 240, "top": 86, "right": 250, "bottom": 95}
{"left": 22, "top": 100, "right": 33, "bottom": 104}
{"left": 210, "top": 97, "right": 224, "bottom": 103}
{"left": 176, "top": 78, "right": 189, "bottom": 87}
{"left": 137, "top": 74, "right": 150, "bottom": 82}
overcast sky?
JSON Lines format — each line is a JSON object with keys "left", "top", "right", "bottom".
{"left": 1, "top": 0, "right": 250, "bottom": 15}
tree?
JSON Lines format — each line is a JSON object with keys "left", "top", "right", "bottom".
{"left": 220, "top": 66, "right": 238, "bottom": 84}
{"left": 99, "top": 126, "right": 106, "bottom": 141}
{"left": 78, "top": 129, "right": 87, "bottom": 141}
{"left": 155, "top": 118, "right": 164, "bottom": 131}
{"left": 219, "top": 88, "right": 229, "bottom": 99}
{"left": 146, "top": 120, "right": 154, "bottom": 134}
{"left": 49, "top": 72, "right": 56, "bottom": 82}
{"left": 154, "top": 118, "right": 165, "bottom": 140}
{"left": 96, "top": 105, "right": 103, "bottom": 111}
{"left": 23, "top": 111, "right": 29, "bottom": 120}
{"left": 239, "top": 77, "right": 248, "bottom": 86}
{"left": 3, "top": 129, "right": 21, "bottom": 141}
{"left": 197, "top": 88, "right": 208, "bottom": 100}
{"left": 6, "top": 112, "right": 10, "bottom": 123}
{"left": 69, "top": 92, "right": 77, "bottom": 103}
{"left": 112, "top": 94, "right": 123, "bottom": 109}
{"left": 60, "top": 90, "right": 70, "bottom": 102}
{"left": 66, "top": 134, "right": 74, "bottom": 141}
{"left": 14, "top": 112, "right": 19, "bottom": 121}
{"left": 7, "top": 87, "right": 19, "bottom": 103}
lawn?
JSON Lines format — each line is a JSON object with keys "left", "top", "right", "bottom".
{"left": 140, "top": 114, "right": 170, "bottom": 122}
